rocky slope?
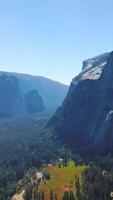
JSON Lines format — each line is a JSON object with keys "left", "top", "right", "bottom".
{"left": 48, "top": 51, "right": 113, "bottom": 155}
{"left": 25, "top": 89, "right": 45, "bottom": 114}
{"left": 0, "top": 72, "right": 68, "bottom": 110}
{"left": 0, "top": 75, "right": 25, "bottom": 118}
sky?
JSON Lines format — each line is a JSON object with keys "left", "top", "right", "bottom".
{"left": 0, "top": 0, "right": 113, "bottom": 85}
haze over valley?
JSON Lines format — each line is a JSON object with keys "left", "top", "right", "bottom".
{"left": 1, "top": 0, "right": 113, "bottom": 200}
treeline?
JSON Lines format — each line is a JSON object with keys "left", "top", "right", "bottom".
{"left": 0, "top": 116, "right": 69, "bottom": 200}
{"left": 75, "top": 167, "right": 113, "bottom": 200}
{"left": 23, "top": 169, "right": 113, "bottom": 200}
{"left": 23, "top": 155, "right": 113, "bottom": 200}
{"left": 75, "top": 155, "right": 113, "bottom": 200}
{"left": 1, "top": 116, "right": 113, "bottom": 200}
{"left": 24, "top": 184, "right": 76, "bottom": 200}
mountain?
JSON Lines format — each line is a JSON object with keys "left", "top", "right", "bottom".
{"left": 0, "top": 72, "right": 68, "bottom": 110}
{"left": 25, "top": 89, "right": 45, "bottom": 114}
{"left": 0, "top": 75, "right": 26, "bottom": 118}
{"left": 48, "top": 51, "right": 113, "bottom": 155}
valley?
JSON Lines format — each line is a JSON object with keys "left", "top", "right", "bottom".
{"left": 0, "top": 0, "right": 112, "bottom": 199}
{"left": 11, "top": 157, "right": 113, "bottom": 200}
{"left": 1, "top": 53, "right": 113, "bottom": 200}
{"left": 11, "top": 160, "right": 88, "bottom": 200}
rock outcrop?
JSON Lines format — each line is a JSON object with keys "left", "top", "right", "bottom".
{"left": 25, "top": 89, "right": 45, "bottom": 114}
{"left": 0, "top": 72, "right": 68, "bottom": 110}
{"left": 0, "top": 75, "right": 25, "bottom": 118}
{"left": 48, "top": 51, "right": 113, "bottom": 155}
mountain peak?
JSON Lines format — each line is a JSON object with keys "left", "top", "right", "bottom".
{"left": 82, "top": 52, "right": 110, "bottom": 71}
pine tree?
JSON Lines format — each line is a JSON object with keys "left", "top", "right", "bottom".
{"left": 50, "top": 190, "right": 54, "bottom": 200}
{"left": 76, "top": 178, "right": 82, "bottom": 200}
{"left": 55, "top": 193, "right": 58, "bottom": 200}
{"left": 23, "top": 183, "right": 33, "bottom": 200}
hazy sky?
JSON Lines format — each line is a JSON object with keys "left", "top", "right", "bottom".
{"left": 0, "top": 0, "right": 113, "bottom": 84}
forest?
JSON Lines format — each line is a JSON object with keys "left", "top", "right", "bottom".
{"left": 0, "top": 114, "right": 70, "bottom": 200}
{"left": 22, "top": 155, "right": 113, "bottom": 200}
{"left": 1, "top": 115, "right": 113, "bottom": 200}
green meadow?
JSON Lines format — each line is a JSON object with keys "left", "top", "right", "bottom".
{"left": 38, "top": 161, "right": 88, "bottom": 200}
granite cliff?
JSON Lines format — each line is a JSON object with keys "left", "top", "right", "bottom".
{"left": 0, "top": 75, "right": 25, "bottom": 118}
{"left": 25, "top": 89, "right": 45, "bottom": 114}
{"left": 0, "top": 72, "right": 68, "bottom": 110}
{"left": 48, "top": 52, "right": 113, "bottom": 155}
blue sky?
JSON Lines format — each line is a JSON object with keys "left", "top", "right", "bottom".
{"left": 0, "top": 0, "right": 113, "bottom": 84}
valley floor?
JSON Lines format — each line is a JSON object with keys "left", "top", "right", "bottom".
{"left": 11, "top": 161, "right": 88, "bottom": 200}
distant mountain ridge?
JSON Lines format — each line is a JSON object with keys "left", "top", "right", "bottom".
{"left": 48, "top": 51, "right": 113, "bottom": 155}
{"left": 0, "top": 71, "right": 68, "bottom": 110}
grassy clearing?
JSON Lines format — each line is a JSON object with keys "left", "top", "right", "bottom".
{"left": 38, "top": 161, "right": 88, "bottom": 200}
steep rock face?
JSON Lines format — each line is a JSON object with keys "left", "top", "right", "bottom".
{"left": 0, "top": 75, "right": 25, "bottom": 118}
{"left": 0, "top": 72, "right": 68, "bottom": 110}
{"left": 48, "top": 52, "right": 113, "bottom": 155}
{"left": 25, "top": 90, "right": 45, "bottom": 114}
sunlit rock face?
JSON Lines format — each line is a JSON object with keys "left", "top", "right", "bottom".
{"left": 0, "top": 75, "right": 26, "bottom": 118}
{"left": 48, "top": 51, "right": 113, "bottom": 155}
{"left": 25, "top": 89, "right": 45, "bottom": 114}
